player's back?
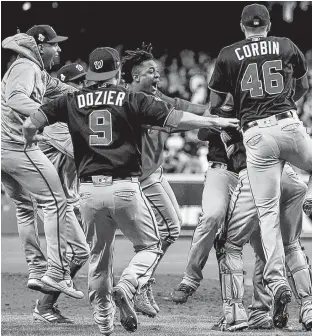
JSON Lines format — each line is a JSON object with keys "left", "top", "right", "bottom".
{"left": 55, "top": 84, "right": 173, "bottom": 178}
{"left": 217, "top": 36, "right": 307, "bottom": 126}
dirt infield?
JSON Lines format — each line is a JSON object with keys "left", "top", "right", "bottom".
{"left": 2, "top": 236, "right": 311, "bottom": 335}
{"left": 1, "top": 273, "right": 308, "bottom": 336}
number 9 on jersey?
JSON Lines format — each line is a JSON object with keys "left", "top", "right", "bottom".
{"left": 89, "top": 109, "right": 113, "bottom": 146}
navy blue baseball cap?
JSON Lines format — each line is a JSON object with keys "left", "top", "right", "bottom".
{"left": 86, "top": 47, "right": 121, "bottom": 81}
{"left": 57, "top": 63, "right": 86, "bottom": 83}
{"left": 26, "top": 25, "right": 68, "bottom": 44}
{"left": 241, "top": 4, "right": 270, "bottom": 27}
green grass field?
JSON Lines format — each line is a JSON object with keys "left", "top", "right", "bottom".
{"left": 2, "top": 236, "right": 311, "bottom": 335}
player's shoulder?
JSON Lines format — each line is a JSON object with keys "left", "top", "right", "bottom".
{"left": 218, "top": 39, "right": 247, "bottom": 60}
{"left": 268, "top": 36, "right": 293, "bottom": 46}
{"left": 220, "top": 39, "right": 246, "bottom": 53}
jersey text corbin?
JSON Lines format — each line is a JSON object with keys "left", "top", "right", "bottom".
{"left": 235, "top": 41, "right": 279, "bottom": 61}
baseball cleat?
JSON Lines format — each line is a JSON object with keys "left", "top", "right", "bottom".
{"left": 273, "top": 285, "right": 292, "bottom": 329}
{"left": 93, "top": 306, "right": 116, "bottom": 335}
{"left": 27, "top": 278, "right": 60, "bottom": 294}
{"left": 248, "top": 310, "right": 273, "bottom": 329}
{"left": 303, "top": 198, "right": 312, "bottom": 219}
{"left": 211, "top": 316, "right": 248, "bottom": 332}
{"left": 113, "top": 287, "right": 138, "bottom": 332}
{"left": 300, "top": 299, "right": 312, "bottom": 331}
{"left": 41, "top": 275, "right": 84, "bottom": 299}
{"left": 146, "top": 278, "right": 160, "bottom": 313}
{"left": 134, "top": 284, "right": 157, "bottom": 318}
{"left": 248, "top": 318, "right": 273, "bottom": 330}
{"left": 33, "top": 299, "right": 73, "bottom": 324}
{"left": 303, "top": 320, "right": 312, "bottom": 331}
{"left": 171, "top": 283, "right": 195, "bottom": 304}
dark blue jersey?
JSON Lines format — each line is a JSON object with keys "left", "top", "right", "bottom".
{"left": 209, "top": 36, "right": 307, "bottom": 127}
{"left": 39, "top": 84, "right": 181, "bottom": 178}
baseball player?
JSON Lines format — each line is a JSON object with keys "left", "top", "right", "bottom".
{"left": 214, "top": 161, "right": 312, "bottom": 331}
{"left": 1, "top": 25, "right": 83, "bottom": 299}
{"left": 171, "top": 102, "right": 242, "bottom": 303}
{"left": 22, "top": 47, "right": 239, "bottom": 335}
{"left": 208, "top": 3, "right": 312, "bottom": 323}
{"left": 122, "top": 43, "right": 213, "bottom": 316}
{"left": 32, "top": 63, "right": 90, "bottom": 323}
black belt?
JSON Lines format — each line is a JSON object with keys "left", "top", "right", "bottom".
{"left": 80, "top": 175, "right": 134, "bottom": 183}
{"left": 242, "top": 111, "right": 295, "bottom": 133}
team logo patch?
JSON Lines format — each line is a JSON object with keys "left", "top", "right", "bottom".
{"left": 76, "top": 64, "right": 84, "bottom": 72}
{"left": 94, "top": 60, "right": 103, "bottom": 70}
{"left": 38, "top": 33, "right": 45, "bottom": 42}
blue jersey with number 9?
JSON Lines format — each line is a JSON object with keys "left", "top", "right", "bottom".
{"left": 39, "top": 84, "right": 178, "bottom": 178}
{"left": 208, "top": 36, "right": 307, "bottom": 127}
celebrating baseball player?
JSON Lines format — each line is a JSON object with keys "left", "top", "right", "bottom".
{"left": 1, "top": 25, "right": 83, "bottom": 299}
{"left": 22, "top": 47, "right": 239, "bottom": 335}
{"left": 213, "top": 152, "right": 312, "bottom": 331}
{"left": 171, "top": 99, "right": 242, "bottom": 303}
{"left": 32, "top": 63, "right": 90, "bottom": 323}
{"left": 208, "top": 3, "right": 312, "bottom": 327}
{"left": 122, "top": 43, "right": 213, "bottom": 317}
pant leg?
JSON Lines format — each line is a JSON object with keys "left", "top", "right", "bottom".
{"left": 279, "top": 165, "right": 312, "bottom": 322}
{"left": 249, "top": 228, "right": 272, "bottom": 323}
{"left": 141, "top": 167, "right": 181, "bottom": 245}
{"left": 66, "top": 203, "right": 90, "bottom": 267}
{"left": 1, "top": 148, "right": 69, "bottom": 280}
{"left": 220, "top": 169, "right": 260, "bottom": 326}
{"left": 1, "top": 171, "right": 47, "bottom": 279}
{"left": 278, "top": 118, "right": 312, "bottom": 174}
{"left": 79, "top": 183, "right": 116, "bottom": 318}
{"left": 243, "top": 127, "right": 287, "bottom": 296}
{"left": 43, "top": 148, "right": 89, "bottom": 267}
{"left": 182, "top": 168, "right": 238, "bottom": 289}
{"left": 112, "top": 179, "right": 161, "bottom": 298}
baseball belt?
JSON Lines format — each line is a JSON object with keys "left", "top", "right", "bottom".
{"left": 80, "top": 175, "right": 138, "bottom": 184}
{"left": 242, "top": 110, "right": 296, "bottom": 133}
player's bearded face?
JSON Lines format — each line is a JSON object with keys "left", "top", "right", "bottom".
{"left": 136, "top": 60, "right": 160, "bottom": 95}
{"left": 41, "top": 43, "right": 61, "bottom": 70}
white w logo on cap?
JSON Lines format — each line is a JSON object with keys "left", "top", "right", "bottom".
{"left": 94, "top": 60, "right": 103, "bottom": 70}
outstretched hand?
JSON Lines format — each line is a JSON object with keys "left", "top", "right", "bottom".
{"left": 215, "top": 117, "right": 240, "bottom": 129}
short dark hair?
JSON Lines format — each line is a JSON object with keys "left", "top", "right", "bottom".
{"left": 121, "top": 43, "right": 154, "bottom": 84}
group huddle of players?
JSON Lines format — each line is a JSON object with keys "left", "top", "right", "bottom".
{"left": 1, "top": 3, "right": 312, "bottom": 335}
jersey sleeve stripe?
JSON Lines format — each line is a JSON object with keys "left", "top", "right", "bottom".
{"left": 208, "top": 86, "right": 229, "bottom": 95}
{"left": 163, "top": 107, "right": 183, "bottom": 128}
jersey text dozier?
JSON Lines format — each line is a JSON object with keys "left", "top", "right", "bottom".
{"left": 235, "top": 41, "right": 279, "bottom": 61}
{"left": 77, "top": 91, "right": 126, "bottom": 108}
